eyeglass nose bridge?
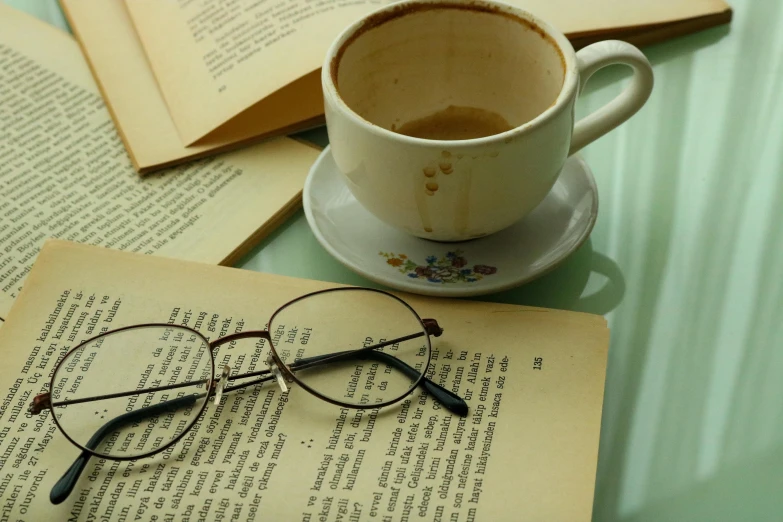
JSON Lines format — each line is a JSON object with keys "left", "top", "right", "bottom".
{"left": 213, "top": 365, "right": 231, "bottom": 405}
{"left": 266, "top": 354, "right": 289, "bottom": 393}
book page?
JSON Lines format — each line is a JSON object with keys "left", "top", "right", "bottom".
{"left": 507, "top": 0, "right": 730, "bottom": 35}
{"left": 59, "top": 0, "right": 323, "bottom": 173}
{"left": 123, "top": 0, "right": 729, "bottom": 146}
{"left": 0, "top": 240, "right": 609, "bottom": 521}
{"left": 0, "top": 5, "right": 320, "bottom": 319}
{"left": 124, "top": 0, "right": 387, "bottom": 145}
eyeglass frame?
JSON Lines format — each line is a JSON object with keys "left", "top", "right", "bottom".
{"left": 29, "top": 286, "right": 467, "bottom": 465}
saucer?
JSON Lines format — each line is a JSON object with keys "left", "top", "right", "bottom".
{"left": 303, "top": 146, "right": 598, "bottom": 297}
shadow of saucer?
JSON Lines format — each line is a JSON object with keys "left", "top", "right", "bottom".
{"left": 476, "top": 238, "right": 626, "bottom": 316}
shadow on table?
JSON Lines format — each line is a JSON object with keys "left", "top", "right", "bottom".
{"left": 244, "top": 216, "right": 625, "bottom": 316}
{"left": 618, "top": 443, "right": 783, "bottom": 522}
{"left": 477, "top": 239, "right": 626, "bottom": 316}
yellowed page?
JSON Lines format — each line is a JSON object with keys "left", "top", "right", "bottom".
{"left": 0, "top": 240, "right": 609, "bottom": 520}
{"left": 55, "top": 0, "right": 322, "bottom": 173}
{"left": 124, "top": 0, "right": 388, "bottom": 145}
{"left": 512, "top": 0, "right": 730, "bottom": 35}
{"left": 0, "top": 5, "right": 320, "bottom": 319}
{"left": 123, "top": 0, "right": 728, "bottom": 146}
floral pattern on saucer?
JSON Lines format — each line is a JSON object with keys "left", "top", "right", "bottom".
{"left": 379, "top": 250, "right": 497, "bottom": 284}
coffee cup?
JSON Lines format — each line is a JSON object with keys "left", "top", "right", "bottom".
{"left": 322, "top": 0, "right": 653, "bottom": 241}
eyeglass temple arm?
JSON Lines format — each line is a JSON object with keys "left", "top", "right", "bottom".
{"left": 285, "top": 319, "right": 443, "bottom": 371}
{"left": 33, "top": 322, "right": 446, "bottom": 412}
{"left": 367, "top": 351, "right": 467, "bottom": 416}
{"left": 221, "top": 323, "right": 466, "bottom": 415}
{"left": 49, "top": 350, "right": 461, "bottom": 505}
{"left": 286, "top": 350, "right": 468, "bottom": 416}
{"left": 47, "top": 322, "right": 458, "bottom": 501}
{"left": 220, "top": 348, "right": 466, "bottom": 416}
{"left": 49, "top": 394, "right": 199, "bottom": 505}
{"left": 223, "top": 323, "right": 464, "bottom": 414}
{"left": 33, "top": 336, "right": 445, "bottom": 411}
{"left": 49, "top": 351, "right": 463, "bottom": 503}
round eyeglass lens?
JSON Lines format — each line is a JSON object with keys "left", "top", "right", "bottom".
{"left": 49, "top": 325, "right": 213, "bottom": 458}
{"left": 268, "top": 288, "right": 432, "bottom": 406}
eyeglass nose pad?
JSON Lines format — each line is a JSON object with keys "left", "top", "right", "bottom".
{"left": 266, "top": 355, "right": 289, "bottom": 394}
{"left": 213, "top": 365, "right": 231, "bottom": 406}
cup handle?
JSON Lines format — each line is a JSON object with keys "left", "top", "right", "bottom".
{"left": 569, "top": 40, "right": 654, "bottom": 156}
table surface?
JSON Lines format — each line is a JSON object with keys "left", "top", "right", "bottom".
{"left": 9, "top": 0, "right": 782, "bottom": 520}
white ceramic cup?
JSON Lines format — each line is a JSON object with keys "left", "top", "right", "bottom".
{"left": 322, "top": 0, "right": 653, "bottom": 241}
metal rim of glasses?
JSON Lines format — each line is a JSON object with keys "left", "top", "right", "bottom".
{"left": 45, "top": 323, "right": 215, "bottom": 461}
{"left": 266, "top": 286, "right": 434, "bottom": 410}
{"left": 41, "top": 286, "right": 435, "bottom": 461}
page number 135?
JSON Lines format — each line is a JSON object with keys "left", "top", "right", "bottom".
{"left": 533, "top": 357, "right": 543, "bottom": 370}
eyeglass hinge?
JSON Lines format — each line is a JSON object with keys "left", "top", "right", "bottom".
{"left": 422, "top": 319, "right": 443, "bottom": 337}
{"left": 29, "top": 393, "right": 51, "bottom": 415}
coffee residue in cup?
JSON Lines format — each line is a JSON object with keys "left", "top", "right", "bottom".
{"left": 394, "top": 105, "right": 513, "bottom": 140}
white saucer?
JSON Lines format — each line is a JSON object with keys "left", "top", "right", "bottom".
{"left": 303, "top": 146, "right": 599, "bottom": 297}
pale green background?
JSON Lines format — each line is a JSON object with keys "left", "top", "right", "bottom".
{"left": 8, "top": 0, "right": 782, "bottom": 519}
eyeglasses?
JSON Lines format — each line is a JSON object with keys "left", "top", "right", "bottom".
{"left": 29, "top": 287, "right": 468, "bottom": 504}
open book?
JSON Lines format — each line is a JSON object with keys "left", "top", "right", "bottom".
{"left": 0, "top": 5, "right": 320, "bottom": 319}
{"left": 60, "top": 0, "right": 731, "bottom": 172}
{"left": 0, "top": 240, "right": 609, "bottom": 520}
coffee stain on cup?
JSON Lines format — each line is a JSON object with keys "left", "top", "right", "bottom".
{"left": 415, "top": 171, "right": 434, "bottom": 233}
{"left": 441, "top": 151, "right": 451, "bottom": 158}
{"left": 423, "top": 166, "right": 436, "bottom": 177}
{"left": 454, "top": 167, "right": 472, "bottom": 236}
{"left": 425, "top": 182, "right": 439, "bottom": 194}
{"left": 439, "top": 162, "right": 453, "bottom": 174}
